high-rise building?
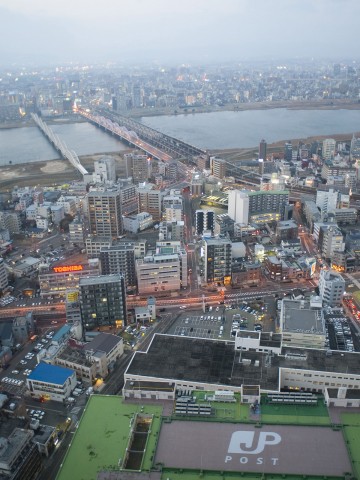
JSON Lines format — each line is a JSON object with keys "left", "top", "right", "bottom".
{"left": 322, "top": 139, "right": 336, "bottom": 160}
{"left": 124, "top": 153, "right": 150, "bottom": 183}
{"left": 319, "top": 269, "right": 345, "bottom": 306}
{"left": 228, "top": 190, "right": 249, "bottom": 224}
{"left": 87, "top": 189, "right": 123, "bottom": 239}
{"left": 259, "top": 139, "right": 267, "bottom": 161}
{"left": 79, "top": 274, "right": 127, "bottom": 331}
{"left": 195, "top": 210, "right": 215, "bottom": 235}
{"left": 228, "top": 189, "right": 289, "bottom": 225}
{"left": 316, "top": 189, "right": 339, "bottom": 215}
{"left": 100, "top": 243, "right": 137, "bottom": 288}
{"left": 211, "top": 157, "right": 226, "bottom": 179}
{"left": 137, "top": 184, "right": 163, "bottom": 221}
{"left": 284, "top": 142, "right": 292, "bottom": 161}
{"left": 204, "top": 238, "right": 232, "bottom": 284}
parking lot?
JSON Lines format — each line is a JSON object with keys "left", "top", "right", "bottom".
{"left": 168, "top": 302, "right": 265, "bottom": 341}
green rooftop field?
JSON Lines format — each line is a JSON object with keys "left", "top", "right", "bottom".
{"left": 342, "top": 413, "right": 360, "bottom": 479}
{"left": 56, "top": 396, "right": 162, "bottom": 480}
{"left": 261, "top": 399, "right": 331, "bottom": 425}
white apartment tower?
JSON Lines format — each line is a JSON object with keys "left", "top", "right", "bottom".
{"left": 319, "top": 269, "right": 345, "bottom": 306}
{"left": 322, "top": 139, "right": 336, "bottom": 160}
{"left": 228, "top": 190, "right": 249, "bottom": 225}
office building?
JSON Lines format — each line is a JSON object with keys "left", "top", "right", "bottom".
{"left": 123, "top": 212, "right": 154, "bottom": 233}
{"left": 65, "top": 289, "right": 81, "bottom": 325}
{"left": 214, "top": 214, "right": 235, "bottom": 238}
{"left": 39, "top": 261, "right": 100, "bottom": 298}
{"left": 27, "top": 362, "right": 77, "bottom": 402}
{"left": 79, "top": 274, "right": 127, "bottom": 331}
{"left": 319, "top": 269, "right": 345, "bottom": 306}
{"left": 136, "top": 242, "right": 187, "bottom": 295}
{"left": 195, "top": 210, "right": 214, "bottom": 235}
{"left": 87, "top": 189, "right": 123, "bottom": 238}
{"left": 321, "top": 226, "right": 344, "bottom": 259}
{"left": 100, "top": 243, "right": 137, "bottom": 288}
{"left": 279, "top": 298, "right": 326, "bottom": 349}
{"left": 259, "top": 139, "right": 267, "bottom": 160}
{"left": 204, "top": 238, "right": 232, "bottom": 284}
{"left": 85, "top": 236, "right": 112, "bottom": 258}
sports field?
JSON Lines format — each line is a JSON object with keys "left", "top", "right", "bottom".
{"left": 56, "top": 396, "right": 162, "bottom": 480}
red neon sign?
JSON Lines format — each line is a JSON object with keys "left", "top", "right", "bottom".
{"left": 53, "top": 265, "right": 83, "bottom": 273}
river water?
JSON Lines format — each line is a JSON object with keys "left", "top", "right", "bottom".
{"left": 1, "top": 108, "right": 360, "bottom": 166}
{"left": 0, "top": 122, "right": 128, "bottom": 166}
{"left": 141, "top": 108, "right": 360, "bottom": 150}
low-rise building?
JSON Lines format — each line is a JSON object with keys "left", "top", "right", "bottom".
{"left": 84, "top": 333, "right": 124, "bottom": 378}
{"left": 27, "top": 362, "right": 77, "bottom": 402}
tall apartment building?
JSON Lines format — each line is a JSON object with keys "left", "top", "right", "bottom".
{"left": 69, "top": 217, "right": 85, "bottom": 246}
{"left": 319, "top": 226, "right": 344, "bottom": 259}
{"left": 118, "top": 180, "right": 137, "bottom": 216}
{"left": 211, "top": 157, "right": 226, "bottom": 179}
{"left": 100, "top": 243, "right": 137, "bottom": 288}
{"left": 322, "top": 138, "right": 336, "bottom": 160}
{"left": 87, "top": 189, "right": 123, "bottom": 239}
{"left": 163, "top": 193, "right": 182, "bottom": 222}
{"left": 195, "top": 210, "right": 215, "bottom": 235}
{"left": 319, "top": 269, "right": 345, "bottom": 306}
{"left": 93, "top": 156, "right": 116, "bottom": 184}
{"left": 79, "top": 274, "right": 127, "bottom": 331}
{"left": 316, "top": 189, "right": 338, "bottom": 215}
{"left": 0, "top": 211, "right": 21, "bottom": 234}
{"left": 228, "top": 189, "right": 289, "bottom": 224}
{"left": 228, "top": 190, "right": 249, "bottom": 224}
{"left": 0, "top": 258, "right": 8, "bottom": 293}
{"left": 125, "top": 153, "right": 149, "bottom": 183}
{"left": 137, "top": 184, "right": 163, "bottom": 221}
{"left": 204, "top": 238, "right": 232, "bottom": 284}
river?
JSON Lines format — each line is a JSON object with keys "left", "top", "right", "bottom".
{"left": 1, "top": 108, "right": 360, "bottom": 166}
{"left": 0, "top": 122, "right": 128, "bottom": 166}
{"left": 141, "top": 108, "right": 360, "bottom": 149}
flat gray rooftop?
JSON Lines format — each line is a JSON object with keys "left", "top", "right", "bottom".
{"left": 126, "top": 334, "right": 360, "bottom": 391}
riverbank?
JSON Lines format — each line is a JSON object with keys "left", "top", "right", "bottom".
{"left": 0, "top": 151, "right": 130, "bottom": 191}
{"left": 131, "top": 98, "right": 360, "bottom": 119}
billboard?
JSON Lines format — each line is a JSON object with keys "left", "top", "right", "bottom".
{"left": 53, "top": 265, "right": 83, "bottom": 273}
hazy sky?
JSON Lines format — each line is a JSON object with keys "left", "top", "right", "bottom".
{"left": 0, "top": 0, "right": 359, "bottom": 65}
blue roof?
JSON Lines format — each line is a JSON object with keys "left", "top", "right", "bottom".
{"left": 52, "top": 325, "right": 71, "bottom": 342}
{"left": 28, "top": 362, "right": 75, "bottom": 385}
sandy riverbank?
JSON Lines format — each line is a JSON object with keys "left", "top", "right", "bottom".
{"left": 0, "top": 151, "right": 131, "bottom": 191}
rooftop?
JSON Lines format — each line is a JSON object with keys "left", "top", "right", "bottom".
{"left": 282, "top": 299, "right": 325, "bottom": 334}
{"left": 79, "top": 274, "right": 123, "bottom": 286}
{"left": 85, "top": 332, "right": 122, "bottom": 355}
{"left": 126, "top": 334, "right": 360, "bottom": 391}
{"left": 28, "top": 362, "right": 75, "bottom": 385}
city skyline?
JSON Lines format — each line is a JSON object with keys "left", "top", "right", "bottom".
{"left": 1, "top": 0, "right": 360, "bottom": 65}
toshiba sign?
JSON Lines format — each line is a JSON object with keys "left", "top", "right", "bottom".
{"left": 53, "top": 265, "right": 83, "bottom": 273}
